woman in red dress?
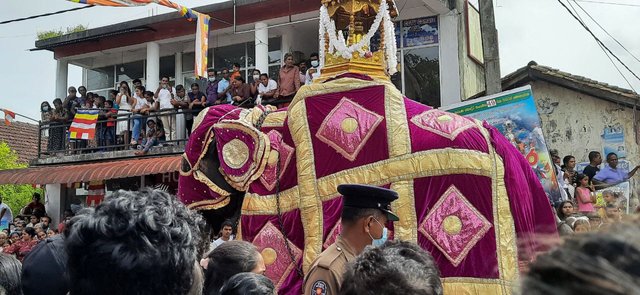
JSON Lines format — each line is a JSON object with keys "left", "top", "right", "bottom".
{"left": 4, "top": 227, "right": 38, "bottom": 261}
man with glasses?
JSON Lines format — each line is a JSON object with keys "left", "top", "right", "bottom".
{"left": 593, "top": 152, "right": 640, "bottom": 187}
{"left": 217, "top": 68, "right": 232, "bottom": 104}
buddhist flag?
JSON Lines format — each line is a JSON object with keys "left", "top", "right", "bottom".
{"left": 195, "top": 13, "right": 210, "bottom": 78}
{"left": 69, "top": 109, "right": 99, "bottom": 139}
{"left": 2, "top": 109, "right": 14, "bottom": 126}
{"left": 86, "top": 180, "right": 105, "bottom": 207}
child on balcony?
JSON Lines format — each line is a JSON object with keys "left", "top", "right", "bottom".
{"left": 134, "top": 119, "right": 164, "bottom": 156}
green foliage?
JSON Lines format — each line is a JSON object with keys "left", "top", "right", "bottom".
{"left": 37, "top": 24, "right": 88, "bottom": 41}
{"left": 0, "top": 142, "right": 41, "bottom": 216}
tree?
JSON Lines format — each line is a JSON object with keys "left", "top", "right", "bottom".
{"left": 0, "top": 142, "right": 42, "bottom": 216}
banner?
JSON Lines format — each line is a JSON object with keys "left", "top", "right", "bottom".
{"left": 70, "top": 109, "right": 99, "bottom": 139}
{"left": 442, "top": 86, "right": 563, "bottom": 204}
{"left": 593, "top": 181, "right": 630, "bottom": 214}
{"left": 603, "top": 126, "right": 626, "bottom": 158}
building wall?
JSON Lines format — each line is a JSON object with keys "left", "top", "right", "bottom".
{"left": 456, "top": 0, "right": 486, "bottom": 100}
{"left": 531, "top": 80, "right": 639, "bottom": 164}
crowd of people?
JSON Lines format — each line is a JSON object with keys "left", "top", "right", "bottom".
{"left": 39, "top": 53, "right": 322, "bottom": 156}
{"left": 0, "top": 193, "right": 69, "bottom": 264}
{"left": 0, "top": 186, "right": 638, "bottom": 294}
{"left": 550, "top": 149, "right": 639, "bottom": 236}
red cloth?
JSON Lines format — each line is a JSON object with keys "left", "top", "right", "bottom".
{"left": 4, "top": 239, "right": 38, "bottom": 261}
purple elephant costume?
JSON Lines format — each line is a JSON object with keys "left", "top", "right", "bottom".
{"left": 178, "top": 73, "right": 557, "bottom": 294}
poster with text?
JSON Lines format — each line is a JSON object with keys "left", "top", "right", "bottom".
{"left": 603, "top": 126, "right": 626, "bottom": 158}
{"left": 402, "top": 16, "right": 438, "bottom": 47}
{"left": 442, "top": 86, "right": 562, "bottom": 204}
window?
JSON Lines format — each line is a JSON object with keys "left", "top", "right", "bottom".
{"left": 116, "top": 61, "right": 144, "bottom": 83}
{"left": 87, "top": 66, "right": 115, "bottom": 90}
{"left": 160, "top": 55, "right": 176, "bottom": 81}
{"left": 393, "top": 16, "right": 440, "bottom": 107}
{"left": 403, "top": 47, "right": 440, "bottom": 107}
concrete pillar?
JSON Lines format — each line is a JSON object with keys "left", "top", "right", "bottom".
{"left": 281, "top": 32, "right": 292, "bottom": 58}
{"left": 146, "top": 42, "right": 160, "bottom": 89}
{"left": 175, "top": 52, "right": 183, "bottom": 86}
{"left": 439, "top": 11, "right": 462, "bottom": 106}
{"left": 55, "top": 60, "right": 68, "bottom": 99}
{"left": 45, "top": 184, "right": 63, "bottom": 226}
{"left": 255, "top": 22, "right": 269, "bottom": 74}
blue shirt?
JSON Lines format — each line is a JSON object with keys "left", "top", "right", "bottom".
{"left": 593, "top": 165, "right": 628, "bottom": 184}
{"left": 217, "top": 79, "right": 232, "bottom": 103}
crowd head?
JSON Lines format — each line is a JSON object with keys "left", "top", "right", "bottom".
{"left": 204, "top": 240, "right": 265, "bottom": 295}
{"left": 522, "top": 220, "right": 640, "bottom": 294}
{"left": 64, "top": 189, "right": 202, "bottom": 295}
{"left": 340, "top": 240, "right": 443, "bottom": 295}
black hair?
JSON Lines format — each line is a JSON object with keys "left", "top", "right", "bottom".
{"left": 204, "top": 241, "right": 260, "bottom": 295}
{"left": 341, "top": 206, "right": 384, "bottom": 225}
{"left": 232, "top": 63, "right": 241, "bottom": 69}
{"left": 64, "top": 189, "right": 202, "bottom": 295}
{"left": 161, "top": 76, "right": 170, "bottom": 81}
{"left": 233, "top": 76, "right": 245, "bottom": 83}
{"left": 556, "top": 201, "right": 574, "bottom": 221}
{"left": 135, "top": 86, "right": 145, "bottom": 92}
{"left": 310, "top": 52, "right": 319, "bottom": 59}
{"left": 132, "top": 78, "right": 142, "bottom": 84}
{"left": 104, "top": 100, "right": 113, "bottom": 107}
{"left": 588, "top": 151, "right": 601, "bottom": 161}
{"left": 521, "top": 222, "right": 640, "bottom": 294}
{"left": 575, "top": 173, "right": 588, "bottom": 186}
{"left": 33, "top": 193, "right": 41, "bottom": 200}
{"left": 221, "top": 68, "right": 229, "bottom": 73}
{"left": 108, "top": 90, "right": 118, "bottom": 97}
{"left": 176, "top": 85, "right": 185, "bottom": 92}
{"left": 562, "top": 155, "right": 575, "bottom": 167}
{"left": 53, "top": 98, "right": 63, "bottom": 105}
{"left": 41, "top": 101, "right": 52, "bottom": 112}
{"left": 78, "top": 86, "right": 87, "bottom": 91}
{"left": 41, "top": 216, "right": 51, "bottom": 223}
{"left": 252, "top": 69, "right": 261, "bottom": 74}
{"left": 607, "top": 152, "right": 618, "bottom": 161}
{"left": 259, "top": 73, "right": 269, "bottom": 80}
{"left": 0, "top": 254, "right": 22, "bottom": 295}
{"left": 24, "top": 227, "right": 36, "bottom": 238}
{"left": 340, "top": 240, "right": 443, "bottom": 295}
{"left": 207, "top": 68, "right": 216, "bottom": 74}
{"left": 190, "top": 83, "right": 199, "bottom": 89}
{"left": 219, "top": 273, "right": 274, "bottom": 295}
{"left": 144, "top": 91, "right": 155, "bottom": 98}
{"left": 119, "top": 81, "right": 132, "bottom": 97}
{"left": 221, "top": 220, "right": 234, "bottom": 230}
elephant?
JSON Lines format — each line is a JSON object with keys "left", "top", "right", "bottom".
{"left": 178, "top": 73, "right": 557, "bottom": 294}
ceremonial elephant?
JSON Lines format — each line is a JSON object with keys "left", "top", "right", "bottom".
{"left": 178, "top": 73, "right": 556, "bottom": 294}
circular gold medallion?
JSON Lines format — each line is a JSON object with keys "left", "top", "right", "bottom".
{"left": 341, "top": 117, "right": 359, "bottom": 133}
{"left": 443, "top": 215, "right": 462, "bottom": 235}
{"left": 261, "top": 247, "right": 277, "bottom": 266}
{"left": 221, "top": 139, "right": 250, "bottom": 169}
{"left": 267, "top": 149, "right": 279, "bottom": 166}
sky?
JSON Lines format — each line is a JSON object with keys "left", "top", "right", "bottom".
{"left": 1, "top": 0, "right": 639, "bottom": 123}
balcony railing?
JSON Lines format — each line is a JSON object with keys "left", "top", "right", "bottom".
{"left": 37, "top": 108, "right": 196, "bottom": 158}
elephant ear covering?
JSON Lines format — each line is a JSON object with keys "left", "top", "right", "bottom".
{"left": 213, "top": 119, "right": 271, "bottom": 191}
{"left": 178, "top": 105, "right": 242, "bottom": 210}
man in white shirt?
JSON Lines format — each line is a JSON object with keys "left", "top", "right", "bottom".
{"left": 305, "top": 52, "right": 322, "bottom": 85}
{"left": 209, "top": 220, "right": 234, "bottom": 252}
{"left": 154, "top": 76, "right": 177, "bottom": 142}
{"left": 0, "top": 196, "right": 12, "bottom": 231}
{"left": 256, "top": 73, "right": 278, "bottom": 105}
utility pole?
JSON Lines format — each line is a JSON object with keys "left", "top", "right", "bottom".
{"left": 479, "top": 0, "right": 502, "bottom": 95}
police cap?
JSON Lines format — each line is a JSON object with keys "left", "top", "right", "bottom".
{"left": 338, "top": 184, "right": 400, "bottom": 221}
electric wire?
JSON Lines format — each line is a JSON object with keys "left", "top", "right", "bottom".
{"left": 0, "top": 5, "right": 94, "bottom": 25}
{"left": 572, "top": 0, "right": 640, "bottom": 64}
{"left": 557, "top": 0, "right": 640, "bottom": 84}
{"left": 574, "top": 0, "right": 640, "bottom": 7}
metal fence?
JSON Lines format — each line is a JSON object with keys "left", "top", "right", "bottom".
{"left": 37, "top": 108, "right": 197, "bottom": 158}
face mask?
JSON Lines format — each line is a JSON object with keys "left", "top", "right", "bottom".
{"left": 253, "top": 74, "right": 260, "bottom": 80}
{"left": 42, "top": 106, "right": 50, "bottom": 112}
{"left": 311, "top": 60, "right": 319, "bottom": 67}
{"left": 208, "top": 77, "right": 215, "bottom": 82}
{"left": 368, "top": 217, "right": 388, "bottom": 247}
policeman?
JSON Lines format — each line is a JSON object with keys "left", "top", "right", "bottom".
{"left": 303, "top": 184, "right": 400, "bottom": 295}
